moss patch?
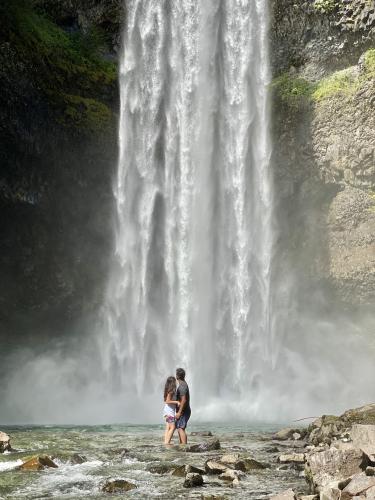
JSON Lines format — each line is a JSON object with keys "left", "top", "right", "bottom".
{"left": 312, "top": 68, "right": 359, "bottom": 101}
{"left": 0, "top": 0, "right": 117, "bottom": 133}
{"left": 271, "top": 73, "right": 315, "bottom": 108}
{"left": 313, "top": 0, "right": 337, "bottom": 14}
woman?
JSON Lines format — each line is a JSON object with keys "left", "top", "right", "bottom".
{"left": 163, "top": 376, "right": 180, "bottom": 444}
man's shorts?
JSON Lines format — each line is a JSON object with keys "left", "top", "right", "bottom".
{"left": 176, "top": 408, "right": 191, "bottom": 429}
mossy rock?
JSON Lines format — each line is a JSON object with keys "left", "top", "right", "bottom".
{"left": 341, "top": 403, "right": 375, "bottom": 426}
{"left": 101, "top": 479, "right": 137, "bottom": 493}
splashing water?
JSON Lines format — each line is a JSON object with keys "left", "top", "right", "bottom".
{"left": 102, "top": 0, "right": 276, "bottom": 418}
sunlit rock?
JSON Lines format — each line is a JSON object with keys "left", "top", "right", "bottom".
{"left": 19, "top": 455, "right": 58, "bottom": 471}
{"left": 0, "top": 432, "right": 11, "bottom": 453}
{"left": 269, "top": 488, "right": 297, "bottom": 500}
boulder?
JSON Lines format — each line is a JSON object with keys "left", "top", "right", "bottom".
{"left": 366, "top": 486, "right": 375, "bottom": 499}
{"left": 219, "top": 453, "right": 246, "bottom": 471}
{"left": 186, "top": 438, "right": 220, "bottom": 453}
{"left": 293, "top": 433, "right": 302, "bottom": 440}
{"left": 183, "top": 472, "right": 204, "bottom": 488}
{"left": 270, "top": 489, "right": 297, "bottom": 500}
{"left": 351, "top": 425, "right": 375, "bottom": 461}
{"left": 305, "top": 447, "right": 366, "bottom": 491}
{"left": 300, "top": 496, "right": 318, "bottom": 500}
{"left": 341, "top": 473, "right": 375, "bottom": 499}
{"left": 367, "top": 467, "right": 375, "bottom": 477}
{"left": 273, "top": 428, "right": 297, "bottom": 440}
{"left": 244, "top": 457, "right": 270, "bottom": 470}
{"left": 320, "top": 487, "right": 341, "bottom": 500}
{"left": 218, "top": 469, "right": 245, "bottom": 481}
{"left": 205, "top": 460, "right": 228, "bottom": 474}
{"left": 279, "top": 453, "right": 305, "bottom": 464}
{"left": 19, "top": 455, "right": 58, "bottom": 471}
{"left": 0, "top": 432, "right": 11, "bottom": 453}
{"left": 101, "top": 479, "right": 137, "bottom": 493}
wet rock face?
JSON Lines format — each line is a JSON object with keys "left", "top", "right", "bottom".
{"left": 0, "top": 0, "right": 118, "bottom": 343}
{"left": 271, "top": 0, "right": 375, "bottom": 309}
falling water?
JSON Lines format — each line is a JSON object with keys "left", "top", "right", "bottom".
{"left": 103, "top": 0, "right": 275, "bottom": 418}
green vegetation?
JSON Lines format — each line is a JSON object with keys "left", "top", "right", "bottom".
{"left": 0, "top": 0, "right": 117, "bottom": 133}
{"left": 313, "top": 0, "right": 337, "bottom": 14}
{"left": 273, "top": 48, "right": 375, "bottom": 107}
{"left": 312, "top": 68, "right": 359, "bottom": 101}
{"left": 271, "top": 73, "right": 316, "bottom": 108}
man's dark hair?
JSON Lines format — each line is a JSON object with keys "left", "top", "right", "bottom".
{"left": 176, "top": 368, "right": 185, "bottom": 380}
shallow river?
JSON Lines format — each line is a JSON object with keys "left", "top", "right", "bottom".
{"left": 0, "top": 423, "right": 307, "bottom": 499}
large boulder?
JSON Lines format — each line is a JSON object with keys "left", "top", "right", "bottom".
{"left": 350, "top": 424, "right": 375, "bottom": 462}
{"left": 19, "top": 455, "right": 58, "bottom": 471}
{"left": 0, "top": 432, "right": 11, "bottom": 453}
{"left": 171, "top": 464, "right": 205, "bottom": 477}
{"left": 341, "top": 473, "right": 375, "bottom": 499}
{"left": 244, "top": 457, "right": 270, "bottom": 470}
{"left": 305, "top": 448, "right": 367, "bottom": 491}
{"left": 219, "top": 453, "right": 246, "bottom": 471}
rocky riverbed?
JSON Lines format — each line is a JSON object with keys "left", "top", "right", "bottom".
{"left": 0, "top": 422, "right": 308, "bottom": 499}
{"left": 1, "top": 403, "right": 374, "bottom": 499}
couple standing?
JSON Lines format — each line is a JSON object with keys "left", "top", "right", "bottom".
{"left": 163, "top": 368, "right": 191, "bottom": 445}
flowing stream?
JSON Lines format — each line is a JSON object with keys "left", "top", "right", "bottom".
{"left": 103, "top": 0, "right": 275, "bottom": 417}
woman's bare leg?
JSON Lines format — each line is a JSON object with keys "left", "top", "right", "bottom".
{"left": 165, "top": 423, "right": 176, "bottom": 444}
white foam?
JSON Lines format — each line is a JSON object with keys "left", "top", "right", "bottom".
{"left": 0, "top": 459, "right": 23, "bottom": 472}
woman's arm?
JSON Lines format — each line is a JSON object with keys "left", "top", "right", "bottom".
{"left": 165, "top": 392, "right": 180, "bottom": 406}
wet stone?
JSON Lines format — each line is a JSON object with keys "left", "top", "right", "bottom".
{"left": 70, "top": 453, "right": 87, "bottom": 464}
{"left": 183, "top": 472, "right": 204, "bottom": 488}
{"left": 101, "top": 479, "right": 137, "bottom": 493}
{"left": 19, "top": 455, "right": 58, "bottom": 471}
{"left": 186, "top": 438, "right": 221, "bottom": 452}
{"left": 0, "top": 431, "right": 11, "bottom": 453}
{"left": 205, "top": 460, "right": 228, "bottom": 474}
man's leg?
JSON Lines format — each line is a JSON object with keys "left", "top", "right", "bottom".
{"left": 177, "top": 427, "right": 187, "bottom": 444}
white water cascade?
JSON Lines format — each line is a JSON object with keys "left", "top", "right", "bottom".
{"left": 103, "top": 0, "right": 277, "bottom": 420}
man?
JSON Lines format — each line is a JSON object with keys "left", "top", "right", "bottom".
{"left": 175, "top": 367, "right": 191, "bottom": 444}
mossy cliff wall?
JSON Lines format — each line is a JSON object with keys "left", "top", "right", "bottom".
{"left": 0, "top": 0, "right": 123, "bottom": 343}
{"left": 271, "top": 0, "right": 375, "bottom": 308}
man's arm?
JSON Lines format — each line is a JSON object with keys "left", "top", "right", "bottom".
{"left": 175, "top": 395, "right": 186, "bottom": 419}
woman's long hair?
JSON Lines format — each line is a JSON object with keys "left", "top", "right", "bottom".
{"left": 164, "top": 376, "right": 177, "bottom": 401}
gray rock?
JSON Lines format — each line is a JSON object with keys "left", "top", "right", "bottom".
{"left": 278, "top": 453, "right": 305, "bottom": 464}
{"left": 186, "top": 438, "right": 220, "bottom": 453}
{"left": 273, "top": 428, "right": 296, "bottom": 440}
{"left": 218, "top": 469, "right": 244, "bottom": 482}
{"left": 320, "top": 487, "right": 341, "bottom": 500}
{"left": 69, "top": 454, "right": 87, "bottom": 465}
{"left": 366, "top": 486, "right": 375, "bottom": 500}
{"left": 183, "top": 472, "right": 204, "bottom": 488}
{"left": 341, "top": 473, "right": 375, "bottom": 498}
{"left": 101, "top": 479, "right": 137, "bottom": 493}
{"left": 350, "top": 425, "right": 375, "bottom": 461}
{"left": 171, "top": 464, "right": 205, "bottom": 477}
{"left": 0, "top": 432, "right": 11, "bottom": 453}
{"left": 205, "top": 460, "right": 228, "bottom": 475}
{"left": 219, "top": 453, "right": 246, "bottom": 472}
{"left": 305, "top": 447, "right": 365, "bottom": 491}
{"left": 269, "top": 488, "right": 296, "bottom": 500}
{"left": 244, "top": 457, "right": 270, "bottom": 470}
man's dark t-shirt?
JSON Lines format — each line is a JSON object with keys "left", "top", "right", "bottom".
{"left": 176, "top": 380, "right": 191, "bottom": 414}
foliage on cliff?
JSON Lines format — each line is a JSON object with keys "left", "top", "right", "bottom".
{"left": 0, "top": 0, "right": 117, "bottom": 133}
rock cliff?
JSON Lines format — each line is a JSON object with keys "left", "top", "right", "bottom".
{"left": 271, "top": 0, "right": 375, "bottom": 308}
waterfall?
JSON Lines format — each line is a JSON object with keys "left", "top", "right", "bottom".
{"left": 103, "top": 0, "right": 275, "bottom": 419}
